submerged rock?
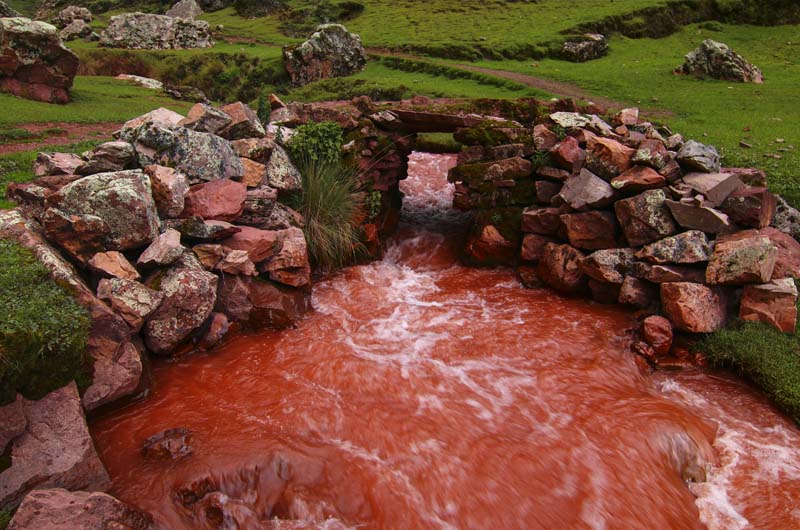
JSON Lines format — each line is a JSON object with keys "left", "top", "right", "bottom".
{"left": 141, "top": 428, "right": 193, "bottom": 460}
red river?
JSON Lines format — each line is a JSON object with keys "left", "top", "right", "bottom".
{"left": 92, "top": 153, "right": 800, "bottom": 530}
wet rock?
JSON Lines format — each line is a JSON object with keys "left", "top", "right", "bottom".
{"left": 681, "top": 172, "right": 743, "bottom": 206}
{"left": 740, "top": 278, "right": 798, "bottom": 333}
{"left": 53, "top": 6, "right": 92, "bottom": 28}
{"left": 59, "top": 19, "right": 92, "bottom": 41}
{"left": 238, "top": 186, "right": 279, "bottom": 227}
{"left": 198, "top": 312, "right": 230, "bottom": 349}
{"left": 521, "top": 206, "right": 565, "bottom": 237}
{"left": 182, "top": 179, "right": 247, "bottom": 222}
{"left": 556, "top": 169, "right": 616, "bottom": 211}
{"left": 614, "top": 189, "right": 677, "bottom": 247}
{"left": 283, "top": 24, "right": 367, "bottom": 87}
{"left": 464, "top": 224, "right": 517, "bottom": 266}
{"left": 588, "top": 279, "right": 621, "bottom": 304}
{"left": 675, "top": 39, "right": 763, "bottom": 83}
{"left": 560, "top": 210, "right": 619, "bottom": 250}
{"left": 537, "top": 243, "right": 587, "bottom": 295}
{"left": 0, "top": 383, "right": 110, "bottom": 508}
{"left": 677, "top": 141, "right": 720, "bottom": 173}
{"left": 77, "top": 141, "right": 137, "bottom": 175}
{"left": 664, "top": 200, "right": 733, "bottom": 234}
{"left": 631, "top": 138, "right": 670, "bottom": 170}
{"left": 266, "top": 145, "right": 302, "bottom": 193}
{"left": 8, "top": 488, "right": 157, "bottom": 530}
{"left": 46, "top": 170, "right": 160, "bottom": 252}
{"left": 137, "top": 228, "right": 184, "bottom": 268}
{"left": 33, "top": 152, "right": 84, "bottom": 178}
{"left": 618, "top": 276, "right": 658, "bottom": 309}
{"left": 178, "top": 103, "right": 231, "bottom": 134}
{"left": 239, "top": 158, "right": 266, "bottom": 188}
{"left": 0, "top": 395, "right": 25, "bottom": 451}
{"left": 100, "top": 13, "right": 213, "bottom": 49}
{"left": 661, "top": 282, "right": 728, "bottom": 333}
{"left": 636, "top": 230, "right": 710, "bottom": 265}
{"left": 215, "top": 275, "right": 309, "bottom": 329}
{"left": 720, "top": 187, "right": 776, "bottom": 228}
{"left": 141, "top": 428, "right": 192, "bottom": 460}
{"left": 218, "top": 102, "right": 266, "bottom": 140}
{"left": 561, "top": 33, "right": 608, "bottom": 62}
{"left": 0, "top": 18, "right": 80, "bottom": 104}
{"left": 144, "top": 164, "right": 188, "bottom": 218}
{"left": 520, "top": 233, "right": 556, "bottom": 262}
{"left": 167, "top": 0, "right": 203, "bottom": 19}
{"left": 164, "top": 217, "right": 241, "bottom": 241}
{"left": 40, "top": 208, "right": 110, "bottom": 263}
{"left": 549, "top": 136, "right": 585, "bottom": 170}
{"left": 610, "top": 166, "right": 666, "bottom": 194}
{"left": 642, "top": 316, "right": 673, "bottom": 356}
{"left": 705, "top": 235, "right": 776, "bottom": 285}
{"left": 585, "top": 136, "right": 635, "bottom": 180}
{"left": 144, "top": 267, "right": 218, "bottom": 354}
{"left": 97, "top": 278, "right": 164, "bottom": 331}
{"left": 630, "top": 262, "right": 706, "bottom": 284}
{"left": 579, "top": 248, "right": 635, "bottom": 284}
{"left": 231, "top": 137, "right": 276, "bottom": 164}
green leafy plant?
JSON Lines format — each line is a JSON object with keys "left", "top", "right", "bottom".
{"left": 286, "top": 121, "right": 344, "bottom": 165}
{"left": 256, "top": 92, "right": 270, "bottom": 126}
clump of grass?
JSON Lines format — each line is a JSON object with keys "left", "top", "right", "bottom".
{"left": 0, "top": 240, "right": 92, "bottom": 406}
{"left": 0, "top": 509, "right": 12, "bottom": 530}
{"left": 698, "top": 292, "right": 800, "bottom": 425}
{"left": 0, "top": 128, "right": 36, "bottom": 143}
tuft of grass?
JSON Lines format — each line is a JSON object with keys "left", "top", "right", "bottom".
{"left": 698, "top": 289, "right": 800, "bottom": 425}
{"left": 0, "top": 508, "right": 11, "bottom": 530}
{"left": 0, "top": 240, "right": 92, "bottom": 406}
{"left": 0, "top": 128, "right": 36, "bottom": 143}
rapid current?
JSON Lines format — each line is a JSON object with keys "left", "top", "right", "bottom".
{"left": 92, "top": 153, "right": 800, "bottom": 530}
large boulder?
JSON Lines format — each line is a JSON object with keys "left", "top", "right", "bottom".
{"left": 675, "top": 39, "right": 763, "bottom": 83}
{"left": 661, "top": 282, "right": 728, "bottom": 333}
{"left": 283, "top": 24, "right": 367, "bottom": 87}
{"left": 561, "top": 33, "right": 608, "bottom": 63}
{"left": 100, "top": 12, "right": 213, "bottom": 50}
{"left": 59, "top": 19, "right": 92, "bottom": 41}
{"left": 167, "top": 0, "right": 203, "bottom": 19}
{"left": 53, "top": 6, "right": 92, "bottom": 29}
{"left": 0, "top": 18, "right": 80, "bottom": 104}
{"left": 8, "top": 488, "right": 157, "bottom": 530}
{"left": 215, "top": 275, "right": 309, "bottom": 329}
{"left": 0, "top": 383, "right": 110, "bottom": 509}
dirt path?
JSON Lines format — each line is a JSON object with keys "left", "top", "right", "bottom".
{"left": 0, "top": 122, "right": 120, "bottom": 156}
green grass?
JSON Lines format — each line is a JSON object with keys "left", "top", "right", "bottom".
{"left": 415, "top": 132, "right": 462, "bottom": 153}
{"left": 0, "top": 239, "right": 92, "bottom": 406}
{"left": 0, "top": 508, "right": 11, "bottom": 530}
{"left": 4, "top": 0, "right": 36, "bottom": 16}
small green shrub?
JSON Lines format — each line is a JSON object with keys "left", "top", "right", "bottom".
{"left": 0, "top": 240, "right": 92, "bottom": 405}
{"left": 286, "top": 121, "right": 343, "bottom": 164}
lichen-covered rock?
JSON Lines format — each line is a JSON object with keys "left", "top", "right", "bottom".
{"left": 720, "top": 187, "right": 776, "bottom": 228}
{"left": 555, "top": 169, "right": 617, "bottom": 211}
{"left": 579, "top": 248, "right": 635, "bottom": 284}
{"left": 661, "top": 282, "right": 728, "bottom": 333}
{"left": 740, "top": 279, "right": 798, "bottom": 333}
{"left": 120, "top": 107, "right": 185, "bottom": 135}
{"left": 705, "top": 235, "right": 776, "bottom": 285}
{"left": 266, "top": 144, "right": 302, "bottom": 193}
{"left": 59, "top": 19, "right": 92, "bottom": 41}
{"left": 164, "top": 217, "right": 241, "bottom": 241}
{"left": 537, "top": 243, "right": 587, "bottom": 295}
{"left": 33, "top": 152, "right": 84, "bottom": 177}
{"left": 561, "top": 33, "right": 608, "bottom": 62}
{"left": 178, "top": 103, "right": 232, "bottom": 134}
{"left": 8, "top": 488, "right": 157, "bottom": 530}
{"left": 40, "top": 208, "right": 110, "bottom": 263}
{"left": 585, "top": 136, "right": 634, "bottom": 180}
{"left": 45, "top": 170, "right": 160, "bottom": 252}
{"left": 76, "top": 141, "right": 138, "bottom": 175}
{"left": 167, "top": 0, "right": 203, "bottom": 18}
{"left": 100, "top": 12, "right": 213, "bottom": 50}
{"left": 677, "top": 141, "right": 721, "bottom": 174}
{"left": 143, "top": 266, "right": 218, "bottom": 354}
{"left": 0, "top": 383, "right": 110, "bottom": 509}
{"left": 610, "top": 166, "right": 666, "bottom": 194}
{"left": 97, "top": 278, "right": 164, "bottom": 332}
{"left": 772, "top": 196, "right": 800, "bottom": 241}
{"left": 283, "top": 24, "right": 367, "bottom": 87}
{"left": 614, "top": 189, "right": 677, "bottom": 247}
{"left": 675, "top": 39, "right": 763, "bottom": 83}
{"left": 0, "top": 18, "right": 80, "bottom": 103}
{"left": 53, "top": 6, "right": 92, "bottom": 28}
{"left": 636, "top": 230, "right": 711, "bottom": 265}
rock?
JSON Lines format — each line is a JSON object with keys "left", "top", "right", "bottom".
{"left": 88, "top": 251, "right": 140, "bottom": 280}
{"left": 167, "top": 0, "right": 203, "bottom": 18}
{"left": 632, "top": 138, "right": 670, "bottom": 170}
{"left": 164, "top": 217, "right": 241, "bottom": 241}
{"left": 115, "top": 73, "right": 164, "bottom": 90}
{"left": 636, "top": 230, "right": 710, "bottom": 265}
{"left": 618, "top": 276, "right": 658, "bottom": 309}
{"left": 0, "top": 1, "right": 20, "bottom": 17}
{"left": 215, "top": 275, "right": 309, "bottom": 329}
{"left": 665, "top": 200, "right": 733, "bottom": 234}
{"left": 77, "top": 141, "right": 138, "bottom": 175}
{"left": 675, "top": 39, "right": 763, "bottom": 83}
{"left": 463, "top": 224, "right": 516, "bottom": 266}
{"left": 215, "top": 249, "right": 256, "bottom": 276}
{"left": 80, "top": 342, "right": 143, "bottom": 412}
{"left": 610, "top": 166, "right": 666, "bottom": 194}
{"left": 231, "top": 137, "right": 276, "bottom": 164}
{"left": 218, "top": 102, "right": 266, "bottom": 140}
{"left": 40, "top": 209, "right": 110, "bottom": 263}
{"left": 614, "top": 108, "right": 639, "bottom": 127}
{"left": 33, "top": 152, "right": 84, "bottom": 178}
{"left": 642, "top": 316, "right": 673, "bottom": 356}
{"left": 0, "top": 18, "right": 80, "bottom": 104}
{"left": 560, "top": 211, "right": 618, "bottom": 250}
{"left": 677, "top": 141, "right": 721, "bottom": 173}
{"left": 46, "top": 170, "right": 160, "bottom": 252}
{"left": 533, "top": 124, "right": 559, "bottom": 151}
{"left": 585, "top": 136, "right": 635, "bottom": 180}
{"left": 549, "top": 136, "right": 585, "bottom": 170}
{"left": 261, "top": 227, "right": 310, "bottom": 287}
{"left": 740, "top": 279, "right": 798, "bottom": 333}
{"left": 266, "top": 145, "right": 302, "bottom": 193}
{"left": 137, "top": 228, "right": 184, "bottom": 268}
{"left": 0, "top": 383, "right": 110, "bottom": 509}
{"left": 614, "top": 189, "right": 678, "bottom": 247}
{"left": 561, "top": 33, "right": 608, "bottom": 62}
{"left": 705, "top": 235, "right": 776, "bottom": 285}
{"left": 59, "top": 19, "right": 92, "bottom": 41}
{"left": 521, "top": 206, "right": 565, "bottom": 237}
{"left": 144, "top": 267, "right": 218, "bottom": 354}
{"left": 141, "top": 428, "right": 192, "bottom": 460}
{"left": 661, "top": 282, "right": 728, "bottom": 333}
{"left": 8, "top": 488, "right": 158, "bottom": 530}
{"left": 588, "top": 279, "right": 621, "bottom": 304}
{"left": 720, "top": 187, "right": 776, "bottom": 228}
{"left": 144, "top": 164, "right": 188, "bottom": 218}
{"left": 97, "top": 278, "right": 164, "bottom": 331}
{"left": 100, "top": 13, "right": 213, "bottom": 50}
{"left": 556, "top": 169, "right": 616, "bottom": 211}
{"left": 119, "top": 107, "right": 184, "bottom": 134}
{"left": 772, "top": 196, "right": 800, "bottom": 241}
{"left": 182, "top": 179, "right": 247, "bottom": 222}
{"left": 579, "top": 248, "right": 635, "bottom": 284}
{"left": 537, "top": 243, "right": 587, "bottom": 295}
{"left": 535, "top": 180, "right": 562, "bottom": 204}
{"left": 239, "top": 157, "right": 266, "bottom": 188}
{"left": 681, "top": 171, "right": 743, "bottom": 206}
{"left": 549, "top": 112, "right": 590, "bottom": 130}
{"left": 630, "top": 262, "right": 706, "bottom": 284}
{"left": 53, "top": 6, "right": 92, "bottom": 28}
{"left": 283, "top": 24, "right": 367, "bottom": 87}
{"left": 536, "top": 166, "right": 570, "bottom": 182}
{"left": 0, "top": 395, "right": 25, "bottom": 452}
{"left": 198, "top": 311, "right": 229, "bottom": 349}
{"left": 178, "top": 103, "right": 232, "bottom": 134}
{"left": 192, "top": 243, "right": 226, "bottom": 270}
{"left": 520, "top": 233, "right": 556, "bottom": 262}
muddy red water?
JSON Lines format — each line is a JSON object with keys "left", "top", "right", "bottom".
{"left": 92, "top": 153, "right": 800, "bottom": 530}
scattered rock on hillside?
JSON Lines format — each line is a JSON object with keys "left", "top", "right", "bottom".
{"left": 115, "top": 73, "right": 164, "bottom": 90}
{"left": 283, "top": 24, "right": 367, "bottom": 87}
{"left": 100, "top": 12, "right": 213, "bottom": 50}
{"left": 8, "top": 488, "right": 158, "bottom": 530}
{"left": 0, "top": 18, "right": 80, "bottom": 104}
{"left": 53, "top": 6, "right": 92, "bottom": 28}
{"left": 167, "top": 0, "right": 203, "bottom": 19}
{"left": 562, "top": 33, "right": 609, "bottom": 63}
{"left": 675, "top": 39, "right": 763, "bottom": 83}
{"left": 59, "top": 19, "right": 92, "bottom": 41}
